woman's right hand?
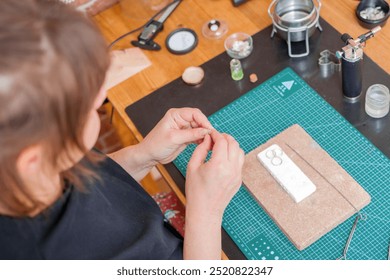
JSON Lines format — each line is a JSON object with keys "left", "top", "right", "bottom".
{"left": 185, "top": 131, "right": 245, "bottom": 219}
{"left": 183, "top": 131, "right": 244, "bottom": 259}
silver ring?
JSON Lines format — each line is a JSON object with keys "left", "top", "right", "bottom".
{"left": 271, "top": 156, "right": 283, "bottom": 166}
{"left": 266, "top": 149, "right": 275, "bottom": 159}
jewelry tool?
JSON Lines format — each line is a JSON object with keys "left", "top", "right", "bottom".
{"left": 336, "top": 26, "right": 381, "bottom": 100}
{"left": 336, "top": 213, "right": 367, "bottom": 260}
{"left": 318, "top": 49, "right": 341, "bottom": 77}
{"left": 131, "top": 0, "right": 181, "bottom": 51}
{"left": 388, "top": 241, "right": 390, "bottom": 260}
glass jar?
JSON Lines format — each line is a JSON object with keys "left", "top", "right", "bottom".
{"left": 230, "top": 58, "right": 244, "bottom": 81}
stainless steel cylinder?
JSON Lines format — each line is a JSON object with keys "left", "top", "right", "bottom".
{"left": 268, "top": 0, "right": 322, "bottom": 57}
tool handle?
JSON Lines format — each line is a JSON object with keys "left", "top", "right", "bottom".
{"left": 137, "top": 20, "right": 163, "bottom": 43}
{"left": 131, "top": 20, "right": 163, "bottom": 51}
{"left": 341, "top": 33, "right": 353, "bottom": 44}
{"left": 232, "top": 0, "right": 247, "bottom": 7}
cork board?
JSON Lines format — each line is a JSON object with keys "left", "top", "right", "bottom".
{"left": 243, "top": 124, "right": 371, "bottom": 251}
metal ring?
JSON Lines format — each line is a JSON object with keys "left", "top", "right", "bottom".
{"left": 273, "top": 148, "right": 284, "bottom": 157}
{"left": 271, "top": 156, "right": 283, "bottom": 166}
{"left": 266, "top": 149, "right": 276, "bottom": 159}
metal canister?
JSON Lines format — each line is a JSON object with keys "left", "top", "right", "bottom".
{"left": 341, "top": 47, "right": 363, "bottom": 100}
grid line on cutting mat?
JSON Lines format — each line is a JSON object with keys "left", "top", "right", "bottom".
{"left": 173, "top": 68, "right": 390, "bottom": 260}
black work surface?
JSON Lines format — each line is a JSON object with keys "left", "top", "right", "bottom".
{"left": 125, "top": 18, "right": 390, "bottom": 259}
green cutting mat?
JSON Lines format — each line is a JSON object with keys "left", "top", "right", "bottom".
{"left": 173, "top": 68, "right": 390, "bottom": 260}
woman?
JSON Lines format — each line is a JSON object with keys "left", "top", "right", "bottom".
{"left": 0, "top": 0, "right": 244, "bottom": 259}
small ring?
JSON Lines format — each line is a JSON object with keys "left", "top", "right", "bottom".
{"left": 271, "top": 156, "right": 283, "bottom": 166}
{"left": 266, "top": 149, "right": 275, "bottom": 159}
{"left": 273, "top": 148, "right": 283, "bottom": 157}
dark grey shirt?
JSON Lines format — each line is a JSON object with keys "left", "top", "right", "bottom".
{"left": 0, "top": 156, "right": 183, "bottom": 259}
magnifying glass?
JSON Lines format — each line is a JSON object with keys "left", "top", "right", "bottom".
{"left": 165, "top": 28, "right": 198, "bottom": 55}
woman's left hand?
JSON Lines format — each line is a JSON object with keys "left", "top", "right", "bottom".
{"left": 139, "top": 107, "right": 214, "bottom": 165}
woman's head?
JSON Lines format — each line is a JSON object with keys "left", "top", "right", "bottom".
{"left": 0, "top": 0, "right": 110, "bottom": 215}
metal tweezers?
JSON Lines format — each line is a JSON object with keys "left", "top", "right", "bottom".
{"left": 337, "top": 213, "right": 367, "bottom": 260}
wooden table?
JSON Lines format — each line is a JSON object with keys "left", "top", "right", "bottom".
{"left": 95, "top": 0, "right": 390, "bottom": 141}
{"left": 94, "top": 0, "right": 390, "bottom": 195}
{"left": 94, "top": 0, "right": 390, "bottom": 257}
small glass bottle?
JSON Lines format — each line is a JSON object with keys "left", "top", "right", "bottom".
{"left": 230, "top": 58, "right": 244, "bottom": 81}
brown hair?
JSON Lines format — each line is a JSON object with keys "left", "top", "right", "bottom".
{"left": 0, "top": 0, "right": 110, "bottom": 215}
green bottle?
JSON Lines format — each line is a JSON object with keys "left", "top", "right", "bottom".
{"left": 230, "top": 58, "right": 244, "bottom": 81}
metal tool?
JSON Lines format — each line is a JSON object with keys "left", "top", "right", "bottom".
{"left": 131, "top": 0, "right": 181, "bottom": 51}
{"left": 336, "top": 26, "right": 381, "bottom": 100}
{"left": 337, "top": 213, "right": 367, "bottom": 260}
{"left": 388, "top": 240, "right": 390, "bottom": 260}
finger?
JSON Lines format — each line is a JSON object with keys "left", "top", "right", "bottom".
{"left": 190, "top": 121, "right": 198, "bottom": 128}
{"left": 174, "top": 108, "right": 214, "bottom": 130}
{"left": 196, "top": 133, "right": 215, "bottom": 147}
{"left": 188, "top": 134, "right": 211, "bottom": 170}
{"left": 191, "top": 109, "right": 213, "bottom": 130}
{"left": 174, "top": 127, "right": 212, "bottom": 145}
{"left": 209, "top": 131, "right": 229, "bottom": 161}
{"left": 224, "top": 134, "right": 241, "bottom": 162}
